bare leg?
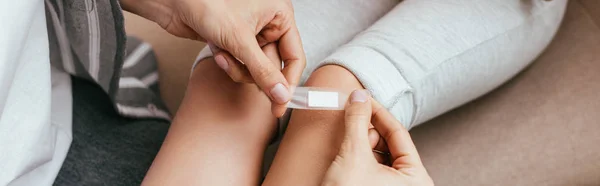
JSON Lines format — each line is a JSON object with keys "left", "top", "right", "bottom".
{"left": 142, "top": 57, "right": 277, "bottom": 186}
{"left": 263, "top": 65, "right": 364, "bottom": 186}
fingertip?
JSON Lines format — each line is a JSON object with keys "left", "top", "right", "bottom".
{"left": 350, "top": 89, "right": 370, "bottom": 104}
{"left": 270, "top": 83, "right": 291, "bottom": 104}
{"left": 345, "top": 90, "right": 373, "bottom": 118}
{"left": 214, "top": 55, "right": 229, "bottom": 72}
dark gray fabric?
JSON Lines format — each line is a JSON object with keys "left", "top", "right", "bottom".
{"left": 54, "top": 77, "right": 169, "bottom": 186}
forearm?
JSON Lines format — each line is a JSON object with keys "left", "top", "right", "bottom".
{"left": 142, "top": 59, "right": 277, "bottom": 186}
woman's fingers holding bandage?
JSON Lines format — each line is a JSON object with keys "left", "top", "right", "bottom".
{"left": 369, "top": 129, "right": 390, "bottom": 165}
{"left": 338, "top": 90, "right": 377, "bottom": 160}
{"left": 324, "top": 89, "right": 433, "bottom": 186}
{"left": 370, "top": 99, "right": 426, "bottom": 171}
{"left": 209, "top": 43, "right": 282, "bottom": 84}
{"left": 209, "top": 42, "right": 290, "bottom": 117}
{"left": 343, "top": 90, "right": 420, "bottom": 167}
{"left": 209, "top": 43, "right": 252, "bottom": 83}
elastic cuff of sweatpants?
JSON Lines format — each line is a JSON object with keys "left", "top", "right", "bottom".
{"left": 318, "top": 46, "right": 416, "bottom": 128}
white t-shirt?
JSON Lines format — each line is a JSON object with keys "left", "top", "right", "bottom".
{"left": 0, "top": 0, "right": 72, "bottom": 185}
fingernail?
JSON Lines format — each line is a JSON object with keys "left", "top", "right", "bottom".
{"left": 351, "top": 90, "right": 368, "bottom": 103}
{"left": 270, "top": 83, "right": 291, "bottom": 104}
{"left": 215, "top": 55, "right": 229, "bottom": 71}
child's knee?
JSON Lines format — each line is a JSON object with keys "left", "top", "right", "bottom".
{"left": 183, "top": 58, "right": 275, "bottom": 129}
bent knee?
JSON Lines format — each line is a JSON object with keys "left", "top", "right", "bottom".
{"left": 184, "top": 58, "right": 272, "bottom": 120}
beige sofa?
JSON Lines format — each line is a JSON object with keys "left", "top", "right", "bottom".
{"left": 124, "top": 0, "right": 600, "bottom": 185}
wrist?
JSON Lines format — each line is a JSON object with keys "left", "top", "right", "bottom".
{"left": 120, "top": 0, "right": 172, "bottom": 26}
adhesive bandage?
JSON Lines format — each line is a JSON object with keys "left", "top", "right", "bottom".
{"left": 286, "top": 87, "right": 350, "bottom": 110}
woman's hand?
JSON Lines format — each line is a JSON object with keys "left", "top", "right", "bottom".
{"left": 122, "top": 0, "right": 305, "bottom": 117}
{"left": 322, "top": 90, "right": 434, "bottom": 186}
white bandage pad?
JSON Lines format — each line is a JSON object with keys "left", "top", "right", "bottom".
{"left": 286, "top": 87, "right": 349, "bottom": 110}
{"left": 308, "top": 91, "right": 339, "bottom": 108}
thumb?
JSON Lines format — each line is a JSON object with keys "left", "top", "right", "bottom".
{"left": 338, "top": 90, "right": 374, "bottom": 158}
{"left": 220, "top": 29, "right": 291, "bottom": 106}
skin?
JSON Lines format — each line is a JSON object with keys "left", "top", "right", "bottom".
{"left": 121, "top": 0, "right": 306, "bottom": 117}
{"left": 321, "top": 91, "right": 434, "bottom": 186}
{"left": 142, "top": 45, "right": 281, "bottom": 186}
{"left": 142, "top": 58, "right": 377, "bottom": 185}
{"left": 119, "top": 0, "right": 401, "bottom": 184}
{"left": 262, "top": 65, "right": 365, "bottom": 186}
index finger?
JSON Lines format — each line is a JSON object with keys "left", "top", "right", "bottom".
{"left": 226, "top": 29, "right": 292, "bottom": 107}
{"left": 370, "top": 100, "right": 424, "bottom": 170}
{"left": 271, "top": 23, "right": 306, "bottom": 116}
{"left": 278, "top": 23, "right": 306, "bottom": 88}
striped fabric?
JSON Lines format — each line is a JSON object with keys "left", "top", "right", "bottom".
{"left": 45, "top": 0, "right": 170, "bottom": 121}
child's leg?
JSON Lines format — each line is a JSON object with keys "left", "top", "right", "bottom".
{"left": 263, "top": 0, "right": 569, "bottom": 184}
{"left": 263, "top": 65, "right": 363, "bottom": 186}
{"left": 143, "top": 56, "right": 277, "bottom": 185}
